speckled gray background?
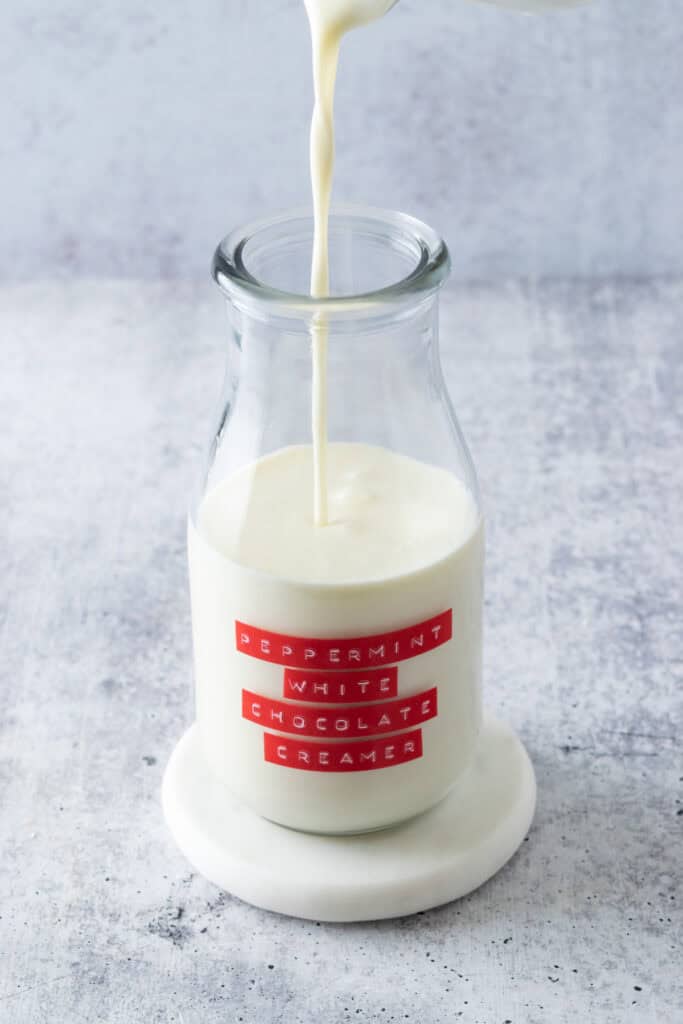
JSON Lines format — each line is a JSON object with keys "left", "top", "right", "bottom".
{"left": 3, "top": 0, "right": 682, "bottom": 279}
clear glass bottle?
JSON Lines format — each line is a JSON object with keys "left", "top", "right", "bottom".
{"left": 189, "top": 206, "right": 484, "bottom": 835}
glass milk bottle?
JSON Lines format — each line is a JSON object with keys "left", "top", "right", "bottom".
{"left": 189, "top": 206, "right": 483, "bottom": 835}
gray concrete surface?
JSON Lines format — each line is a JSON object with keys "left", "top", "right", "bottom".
{"left": 3, "top": 0, "right": 683, "bottom": 281}
{"left": 0, "top": 278, "right": 681, "bottom": 1022}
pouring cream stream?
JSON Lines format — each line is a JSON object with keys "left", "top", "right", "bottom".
{"left": 303, "top": 0, "right": 584, "bottom": 524}
{"left": 304, "top": 0, "right": 396, "bottom": 526}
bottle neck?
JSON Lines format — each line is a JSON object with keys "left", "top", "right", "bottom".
{"left": 221, "top": 292, "right": 442, "bottom": 461}
{"left": 228, "top": 292, "right": 441, "bottom": 386}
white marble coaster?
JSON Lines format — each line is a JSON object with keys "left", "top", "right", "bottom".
{"left": 162, "top": 716, "right": 536, "bottom": 922}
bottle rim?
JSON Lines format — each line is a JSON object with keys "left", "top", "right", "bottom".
{"left": 212, "top": 204, "right": 451, "bottom": 317}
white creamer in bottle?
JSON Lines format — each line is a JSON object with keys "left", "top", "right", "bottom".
{"left": 190, "top": 444, "right": 483, "bottom": 834}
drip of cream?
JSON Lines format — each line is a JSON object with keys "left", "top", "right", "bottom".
{"left": 303, "top": 0, "right": 396, "bottom": 526}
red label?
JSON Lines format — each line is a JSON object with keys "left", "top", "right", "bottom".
{"left": 283, "top": 667, "right": 398, "bottom": 704}
{"left": 235, "top": 610, "right": 452, "bottom": 669}
{"left": 242, "top": 686, "right": 437, "bottom": 739}
{"left": 264, "top": 729, "right": 423, "bottom": 773}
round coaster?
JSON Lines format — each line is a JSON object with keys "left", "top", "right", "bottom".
{"left": 162, "top": 715, "right": 536, "bottom": 922}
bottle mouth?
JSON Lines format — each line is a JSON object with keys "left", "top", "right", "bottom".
{"left": 213, "top": 204, "right": 450, "bottom": 318}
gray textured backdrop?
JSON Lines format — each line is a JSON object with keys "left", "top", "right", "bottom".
{"left": 2, "top": 0, "right": 682, "bottom": 281}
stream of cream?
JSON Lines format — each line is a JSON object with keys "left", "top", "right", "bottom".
{"left": 304, "top": 0, "right": 395, "bottom": 525}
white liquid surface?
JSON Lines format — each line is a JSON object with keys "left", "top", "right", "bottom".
{"left": 190, "top": 444, "right": 484, "bottom": 834}
{"left": 200, "top": 443, "right": 478, "bottom": 583}
{"left": 304, "top": 0, "right": 396, "bottom": 525}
